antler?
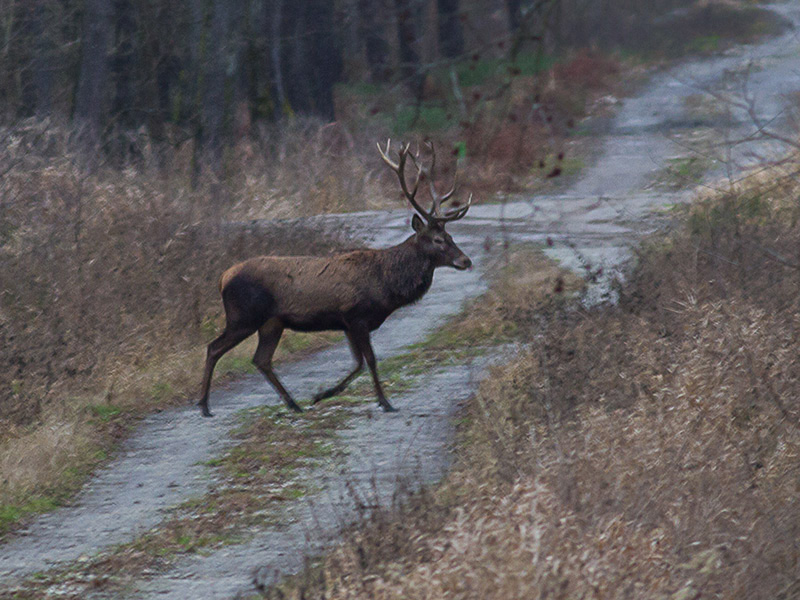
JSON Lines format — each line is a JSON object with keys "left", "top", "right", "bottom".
{"left": 377, "top": 140, "right": 429, "bottom": 218}
{"left": 378, "top": 139, "right": 472, "bottom": 225}
{"left": 422, "top": 141, "right": 472, "bottom": 224}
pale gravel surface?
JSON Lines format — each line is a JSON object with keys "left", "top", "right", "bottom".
{"left": 1, "top": 5, "right": 799, "bottom": 597}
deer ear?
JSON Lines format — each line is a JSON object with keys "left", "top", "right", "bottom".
{"left": 411, "top": 213, "right": 426, "bottom": 233}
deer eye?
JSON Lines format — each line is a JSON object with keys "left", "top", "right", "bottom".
{"left": 433, "top": 236, "right": 445, "bottom": 245}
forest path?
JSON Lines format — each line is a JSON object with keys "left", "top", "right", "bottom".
{"left": 1, "top": 5, "right": 799, "bottom": 597}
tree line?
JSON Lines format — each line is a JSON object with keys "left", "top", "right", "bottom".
{"left": 0, "top": 0, "right": 696, "bottom": 165}
{"left": 0, "top": 1, "right": 538, "bottom": 161}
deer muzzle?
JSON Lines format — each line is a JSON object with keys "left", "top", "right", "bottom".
{"left": 452, "top": 254, "right": 472, "bottom": 270}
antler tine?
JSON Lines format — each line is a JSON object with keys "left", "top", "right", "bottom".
{"left": 377, "top": 139, "right": 399, "bottom": 170}
{"left": 378, "top": 139, "right": 431, "bottom": 220}
{"left": 440, "top": 170, "right": 458, "bottom": 203}
{"left": 437, "top": 192, "right": 472, "bottom": 223}
{"left": 424, "top": 141, "right": 448, "bottom": 217}
{"left": 404, "top": 143, "right": 424, "bottom": 201}
{"left": 426, "top": 141, "right": 468, "bottom": 221}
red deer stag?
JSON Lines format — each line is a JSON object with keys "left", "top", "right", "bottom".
{"left": 198, "top": 141, "right": 473, "bottom": 417}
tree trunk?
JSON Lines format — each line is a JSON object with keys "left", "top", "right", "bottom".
{"left": 358, "top": 0, "right": 389, "bottom": 81}
{"left": 30, "top": 0, "right": 53, "bottom": 116}
{"left": 74, "top": 0, "right": 113, "bottom": 141}
{"left": 188, "top": 0, "right": 205, "bottom": 114}
{"left": 436, "top": 0, "right": 463, "bottom": 59}
{"left": 281, "top": 0, "right": 311, "bottom": 114}
{"left": 279, "top": 0, "right": 342, "bottom": 120}
{"left": 269, "top": 0, "right": 286, "bottom": 116}
{"left": 110, "top": 0, "right": 135, "bottom": 128}
{"left": 394, "top": 0, "right": 421, "bottom": 90}
{"left": 506, "top": 0, "right": 522, "bottom": 32}
{"left": 305, "top": 0, "right": 341, "bottom": 120}
{"left": 201, "top": 0, "right": 242, "bottom": 168}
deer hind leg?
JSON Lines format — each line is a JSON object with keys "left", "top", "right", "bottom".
{"left": 312, "top": 330, "right": 364, "bottom": 404}
{"left": 199, "top": 326, "right": 255, "bottom": 417}
{"left": 351, "top": 325, "right": 397, "bottom": 413}
{"left": 253, "top": 318, "right": 303, "bottom": 413}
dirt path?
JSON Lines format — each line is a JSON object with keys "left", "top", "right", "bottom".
{"left": 2, "top": 5, "right": 799, "bottom": 597}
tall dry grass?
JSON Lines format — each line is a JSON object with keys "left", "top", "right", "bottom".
{"left": 264, "top": 165, "right": 800, "bottom": 599}
{"left": 0, "top": 122, "right": 357, "bottom": 429}
{"left": 0, "top": 121, "right": 364, "bottom": 524}
{"left": 0, "top": 51, "right": 613, "bottom": 433}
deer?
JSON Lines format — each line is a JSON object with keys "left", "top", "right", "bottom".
{"left": 198, "top": 140, "right": 473, "bottom": 417}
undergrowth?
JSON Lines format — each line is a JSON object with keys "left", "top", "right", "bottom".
{"left": 0, "top": 123, "right": 352, "bottom": 535}
{"left": 1, "top": 244, "right": 581, "bottom": 597}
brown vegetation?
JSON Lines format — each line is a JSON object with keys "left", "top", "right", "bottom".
{"left": 0, "top": 62, "right": 592, "bottom": 541}
{"left": 0, "top": 35, "right": 621, "bottom": 524}
{"left": 264, "top": 167, "right": 800, "bottom": 599}
{"left": 0, "top": 123, "right": 354, "bottom": 530}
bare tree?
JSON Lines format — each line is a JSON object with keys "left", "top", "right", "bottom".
{"left": 74, "top": 0, "right": 114, "bottom": 142}
{"left": 201, "top": 0, "right": 243, "bottom": 167}
{"left": 267, "top": 0, "right": 287, "bottom": 116}
{"left": 358, "top": 0, "right": 389, "bottom": 82}
{"left": 305, "top": 0, "right": 341, "bottom": 120}
{"left": 110, "top": 0, "right": 135, "bottom": 128}
{"left": 395, "top": 0, "right": 422, "bottom": 90}
{"left": 437, "top": 0, "right": 464, "bottom": 58}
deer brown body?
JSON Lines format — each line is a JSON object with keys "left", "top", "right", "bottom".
{"left": 198, "top": 141, "right": 473, "bottom": 416}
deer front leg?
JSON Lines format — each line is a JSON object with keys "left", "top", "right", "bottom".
{"left": 351, "top": 324, "right": 397, "bottom": 413}
{"left": 312, "top": 330, "right": 364, "bottom": 404}
{"left": 253, "top": 319, "right": 303, "bottom": 413}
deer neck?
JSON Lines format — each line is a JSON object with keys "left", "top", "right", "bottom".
{"left": 380, "top": 236, "right": 435, "bottom": 310}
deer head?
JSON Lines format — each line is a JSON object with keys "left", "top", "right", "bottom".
{"left": 377, "top": 139, "right": 472, "bottom": 270}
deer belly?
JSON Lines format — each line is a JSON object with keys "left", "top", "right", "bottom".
{"left": 281, "top": 311, "right": 347, "bottom": 332}
{"left": 345, "top": 304, "right": 392, "bottom": 331}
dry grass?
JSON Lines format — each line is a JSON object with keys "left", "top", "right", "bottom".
{"left": 221, "top": 118, "right": 395, "bottom": 219}
{"left": 0, "top": 122, "right": 353, "bottom": 532}
{"left": 263, "top": 164, "right": 800, "bottom": 599}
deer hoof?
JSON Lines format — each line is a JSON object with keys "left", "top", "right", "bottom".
{"left": 382, "top": 404, "right": 398, "bottom": 413}
{"left": 198, "top": 402, "right": 214, "bottom": 418}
